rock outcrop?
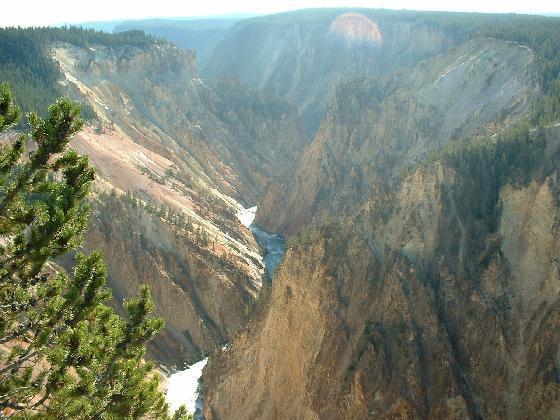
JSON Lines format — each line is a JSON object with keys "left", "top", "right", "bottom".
{"left": 257, "top": 38, "right": 538, "bottom": 236}
{"left": 204, "top": 125, "right": 560, "bottom": 419}
{"left": 82, "top": 194, "right": 259, "bottom": 367}
{"left": 52, "top": 40, "right": 304, "bottom": 367}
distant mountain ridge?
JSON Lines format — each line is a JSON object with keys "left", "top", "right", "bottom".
{"left": 200, "top": 9, "right": 560, "bottom": 419}
{"left": 2, "top": 9, "right": 560, "bottom": 415}
{"left": 113, "top": 17, "right": 243, "bottom": 68}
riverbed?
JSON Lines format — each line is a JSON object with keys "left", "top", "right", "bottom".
{"left": 165, "top": 205, "right": 286, "bottom": 418}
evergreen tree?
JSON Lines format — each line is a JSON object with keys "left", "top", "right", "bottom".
{"left": 0, "top": 84, "right": 186, "bottom": 418}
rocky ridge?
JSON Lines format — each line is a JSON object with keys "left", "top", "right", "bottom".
{"left": 204, "top": 124, "right": 560, "bottom": 419}
{"left": 52, "top": 40, "right": 303, "bottom": 366}
{"left": 257, "top": 38, "right": 538, "bottom": 235}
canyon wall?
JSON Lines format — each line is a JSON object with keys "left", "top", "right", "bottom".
{"left": 257, "top": 38, "right": 538, "bottom": 236}
{"left": 204, "top": 125, "right": 560, "bottom": 419}
{"left": 202, "top": 11, "right": 560, "bottom": 418}
{"left": 204, "top": 9, "right": 460, "bottom": 132}
{"left": 52, "top": 40, "right": 304, "bottom": 367}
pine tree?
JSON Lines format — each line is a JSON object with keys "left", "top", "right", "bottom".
{"left": 0, "top": 83, "right": 188, "bottom": 418}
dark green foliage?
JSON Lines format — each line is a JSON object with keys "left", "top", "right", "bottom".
{"left": 531, "top": 79, "right": 560, "bottom": 126}
{"left": 286, "top": 227, "right": 322, "bottom": 249}
{"left": 0, "top": 86, "right": 186, "bottom": 418}
{"left": 0, "top": 27, "right": 158, "bottom": 124}
{"left": 0, "top": 30, "right": 61, "bottom": 121}
{"left": 431, "top": 123, "right": 548, "bottom": 276}
{"left": 172, "top": 405, "right": 194, "bottom": 420}
{"left": 120, "top": 190, "right": 196, "bottom": 233}
{"left": 441, "top": 124, "right": 546, "bottom": 186}
{"left": 0, "top": 83, "right": 22, "bottom": 131}
{"left": 37, "top": 27, "right": 158, "bottom": 48}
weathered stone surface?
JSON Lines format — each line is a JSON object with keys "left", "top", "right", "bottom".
{"left": 53, "top": 41, "right": 304, "bottom": 367}
{"left": 204, "top": 126, "right": 560, "bottom": 418}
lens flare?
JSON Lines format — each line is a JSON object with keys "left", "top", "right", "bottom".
{"left": 329, "top": 13, "right": 382, "bottom": 45}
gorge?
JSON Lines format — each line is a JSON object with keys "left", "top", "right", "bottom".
{"left": 166, "top": 206, "right": 286, "bottom": 418}
{"left": 1, "top": 7, "right": 560, "bottom": 419}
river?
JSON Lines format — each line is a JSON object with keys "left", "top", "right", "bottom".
{"left": 165, "top": 205, "right": 286, "bottom": 418}
{"left": 235, "top": 205, "right": 286, "bottom": 278}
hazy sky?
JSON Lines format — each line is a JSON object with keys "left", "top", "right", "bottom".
{"left": 1, "top": 0, "right": 558, "bottom": 27}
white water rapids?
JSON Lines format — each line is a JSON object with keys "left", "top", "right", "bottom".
{"left": 166, "top": 358, "right": 208, "bottom": 415}
{"left": 235, "top": 205, "right": 257, "bottom": 228}
{"left": 165, "top": 205, "right": 285, "bottom": 416}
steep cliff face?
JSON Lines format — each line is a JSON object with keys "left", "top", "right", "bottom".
{"left": 82, "top": 194, "right": 259, "bottom": 367}
{"left": 204, "top": 9, "right": 460, "bottom": 132}
{"left": 53, "top": 41, "right": 305, "bottom": 204}
{"left": 204, "top": 125, "right": 560, "bottom": 419}
{"left": 65, "top": 122, "right": 265, "bottom": 367}
{"left": 257, "top": 38, "right": 538, "bottom": 235}
{"left": 51, "top": 40, "right": 302, "bottom": 367}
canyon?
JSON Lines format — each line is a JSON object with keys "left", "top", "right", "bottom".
{"left": 51, "top": 39, "right": 303, "bottom": 367}
{"left": 204, "top": 123, "right": 560, "bottom": 419}
{"left": 198, "top": 10, "right": 560, "bottom": 420}
{"left": 6, "top": 7, "right": 558, "bottom": 418}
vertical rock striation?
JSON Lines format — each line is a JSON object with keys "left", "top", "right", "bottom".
{"left": 204, "top": 126, "right": 560, "bottom": 419}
